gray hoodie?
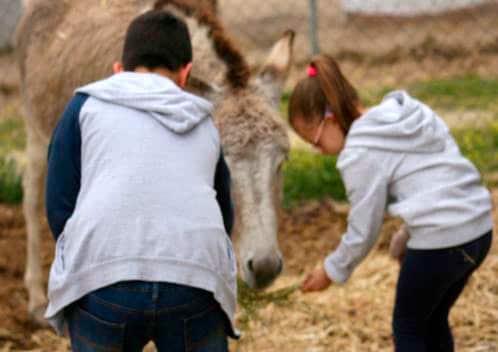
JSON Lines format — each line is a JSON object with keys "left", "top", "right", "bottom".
{"left": 324, "top": 91, "right": 493, "bottom": 283}
{"left": 44, "top": 72, "right": 237, "bottom": 334}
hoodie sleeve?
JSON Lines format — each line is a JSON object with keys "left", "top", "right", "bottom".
{"left": 45, "top": 93, "right": 89, "bottom": 240}
{"left": 324, "top": 148, "right": 389, "bottom": 283}
{"left": 214, "top": 151, "right": 234, "bottom": 237}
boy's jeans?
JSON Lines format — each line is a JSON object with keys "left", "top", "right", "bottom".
{"left": 65, "top": 281, "right": 229, "bottom": 352}
{"left": 393, "top": 230, "right": 492, "bottom": 352}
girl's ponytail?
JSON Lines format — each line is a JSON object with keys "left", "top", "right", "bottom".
{"left": 289, "top": 54, "right": 361, "bottom": 134}
{"left": 312, "top": 55, "right": 361, "bottom": 133}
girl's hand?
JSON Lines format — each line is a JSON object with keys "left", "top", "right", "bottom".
{"left": 389, "top": 224, "right": 410, "bottom": 264}
{"left": 301, "top": 265, "right": 332, "bottom": 293}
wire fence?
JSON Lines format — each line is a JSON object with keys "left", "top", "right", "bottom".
{"left": 1, "top": 0, "right": 498, "bottom": 123}
{"left": 2, "top": 0, "right": 498, "bottom": 78}
{"left": 218, "top": 0, "right": 498, "bottom": 85}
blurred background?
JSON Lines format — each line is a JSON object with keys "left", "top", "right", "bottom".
{"left": 0, "top": 1, "right": 497, "bottom": 351}
{"left": 2, "top": 0, "right": 498, "bottom": 205}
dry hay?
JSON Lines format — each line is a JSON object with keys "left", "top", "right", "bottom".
{"left": 0, "top": 193, "right": 497, "bottom": 351}
{"left": 232, "top": 194, "right": 498, "bottom": 352}
{"left": 233, "top": 251, "right": 498, "bottom": 352}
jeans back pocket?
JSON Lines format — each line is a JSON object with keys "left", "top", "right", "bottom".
{"left": 66, "top": 304, "right": 126, "bottom": 352}
{"left": 184, "top": 304, "right": 228, "bottom": 352}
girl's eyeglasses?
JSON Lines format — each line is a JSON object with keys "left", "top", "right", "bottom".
{"left": 313, "top": 109, "right": 335, "bottom": 146}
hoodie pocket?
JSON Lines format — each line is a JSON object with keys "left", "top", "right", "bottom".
{"left": 66, "top": 304, "right": 126, "bottom": 352}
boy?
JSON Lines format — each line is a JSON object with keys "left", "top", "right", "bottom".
{"left": 44, "top": 10, "right": 236, "bottom": 351}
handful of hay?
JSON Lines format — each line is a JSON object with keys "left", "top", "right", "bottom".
{"left": 237, "top": 278, "right": 300, "bottom": 327}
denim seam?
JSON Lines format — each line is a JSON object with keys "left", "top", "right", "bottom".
{"left": 86, "top": 290, "right": 216, "bottom": 315}
{"left": 184, "top": 317, "right": 191, "bottom": 352}
{"left": 74, "top": 332, "right": 123, "bottom": 352}
{"left": 155, "top": 299, "right": 218, "bottom": 315}
{"left": 459, "top": 249, "right": 477, "bottom": 266}
{"left": 97, "top": 283, "right": 215, "bottom": 294}
{"left": 84, "top": 294, "right": 150, "bottom": 314}
{"left": 104, "top": 286, "right": 153, "bottom": 293}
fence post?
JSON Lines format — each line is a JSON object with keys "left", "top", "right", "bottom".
{"left": 308, "top": 0, "right": 320, "bottom": 55}
{"left": 0, "top": 0, "right": 23, "bottom": 52}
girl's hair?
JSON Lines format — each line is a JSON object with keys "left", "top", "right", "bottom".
{"left": 288, "top": 54, "right": 361, "bottom": 133}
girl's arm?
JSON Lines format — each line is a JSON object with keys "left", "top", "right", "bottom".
{"left": 324, "top": 148, "right": 390, "bottom": 283}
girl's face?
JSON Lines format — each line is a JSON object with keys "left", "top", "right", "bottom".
{"left": 292, "top": 113, "right": 345, "bottom": 155}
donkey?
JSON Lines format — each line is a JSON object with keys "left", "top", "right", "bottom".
{"left": 16, "top": 0, "right": 294, "bottom": 324}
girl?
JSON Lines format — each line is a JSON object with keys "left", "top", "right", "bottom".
{"left": 290, "top": 54, "right": 493, "bottom": 351}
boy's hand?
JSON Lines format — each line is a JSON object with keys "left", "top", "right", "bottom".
{"left": 301, "top": 265, "right": 332, "bottom": 293}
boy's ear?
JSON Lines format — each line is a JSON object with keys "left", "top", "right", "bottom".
{"left": 178, "top": 62, "right": 193, "bottom": 88}
{"left": 113, "top": 62, "right": 124, "bottom": 74}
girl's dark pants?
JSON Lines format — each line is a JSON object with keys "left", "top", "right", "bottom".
{"left": 393, "top": 230, "right": 492, "bottom": 352}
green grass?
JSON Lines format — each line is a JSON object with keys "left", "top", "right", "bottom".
{"left": 281, "top": 76, "right": 498, "bottom": 207}
{"left": 0, "top": 106, "right": 25, "bottom": 204}
{"left": 281, "top": 124, "right": 498, "bottom": 208}
{"left": 361, "top": 75, "right": 498, "bottom": 112}
{"left": 453, "top": 121, "right": 498, "bottom": 180}
{"left": 0, "top": 112, "right": 25, "bottom": 156}
{"left": 0, "top": 76, "right": 497, "bottom": 205}
{"left": 0, "top": 158, "right": 23, "bottom": 204}
{"left": 365, "top": 75, "right": 498, "bottom": 182}
{"left": 282, "top": 150, "right": 346, "bottom": 208}
{"left": 280, "top": 91, "right": 290, "bottom": 117}
{"left": 409, "top": 76, "right": 498, "bottom": 111}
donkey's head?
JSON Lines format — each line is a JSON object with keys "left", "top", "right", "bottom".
{"left": 210, "top": 32, "right": 294, "bottom": 289}
{"left": 217, "top": 35, "right": 294, "bottom": 289}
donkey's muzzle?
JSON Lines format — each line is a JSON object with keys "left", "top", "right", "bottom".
{"left": 246, "top": 255, "right": 283, "bottom": 289}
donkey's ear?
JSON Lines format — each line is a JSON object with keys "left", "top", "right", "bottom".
{"left": 257, "top": 30, "right": 295, "bottom": 108}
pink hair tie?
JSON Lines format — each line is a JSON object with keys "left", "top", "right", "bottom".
{"left": 307, "top": 65, "right": 317, "bottom": 77}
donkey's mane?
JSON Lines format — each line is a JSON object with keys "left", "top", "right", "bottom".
{"left": 154, "top": 0, "right": 250, "bottom": 90}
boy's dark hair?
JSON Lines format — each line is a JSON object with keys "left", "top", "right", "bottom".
{"left": 122, "top": 10, "right": 192, "bottom": 72}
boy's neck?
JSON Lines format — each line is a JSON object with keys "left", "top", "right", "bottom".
{"left": 133, "top": 66, "right": 180, "bottom": 85}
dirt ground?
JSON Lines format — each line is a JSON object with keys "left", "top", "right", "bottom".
{"left": 1, "top": 3, "right": 498, "bottom": 350}
{"left": 235, "top": 195, "right": 498, "bottom": 352}
{"left": 0, "top": 191, "right": 496, "bottom": 351}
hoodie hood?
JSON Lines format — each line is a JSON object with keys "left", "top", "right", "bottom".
{"left": 76, "top": 72, "right": 213, "bottom": 134}
{"left": 345, "top": 90, "right": 448, "bottom": 153}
